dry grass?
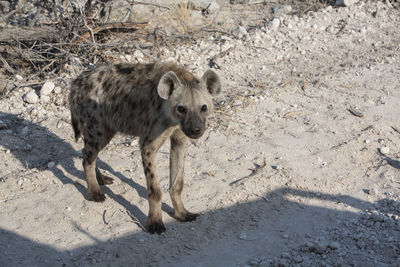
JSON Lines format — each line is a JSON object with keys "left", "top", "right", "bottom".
{"left": 166, "top": 0, "right": 205, "bottom": 33}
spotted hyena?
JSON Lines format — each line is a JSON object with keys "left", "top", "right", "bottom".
{"left": 69, "top": 62, "right": 221, "bottom": 234}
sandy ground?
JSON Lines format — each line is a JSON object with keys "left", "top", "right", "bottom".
{"left": 1, "top": 0, "right": 400, "bottom": 266}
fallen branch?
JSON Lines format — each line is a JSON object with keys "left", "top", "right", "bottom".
{"left": 102, "top": 209, "right": 109, "bottom": 225}
{"left": 120, "top": 208, "right": 148, "bottom": 232}
{"left": 74, "top": 22, "right": 149, "bottom": 43}
{"left": 283, "top": 111, "right": 303, "bottom": 119}
{"left": 208, "top": 46, "right": 236, "bottom": 69}
{"left": 348, "top": 107, "right": 363, "bottom": 118}
{"left": 229, "top": 159, "right": 267, "bottom": 186}
{"left": 0, "top": 54, "right": 15, "bottom": 74}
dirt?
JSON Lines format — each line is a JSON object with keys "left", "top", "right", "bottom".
{"left": 1, "top": 0, "right": 400, "bottom": 266}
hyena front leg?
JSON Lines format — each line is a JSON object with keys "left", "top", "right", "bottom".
{"left": 140, "top": 135, "right": 169, "bottom": 234}
{"left": 169, "top": 129, "right": 198, "bottom": 222}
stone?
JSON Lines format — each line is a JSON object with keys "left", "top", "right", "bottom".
{"left": 336, "top": 0, "right": 358, "bottom": 6}
{"left": 24, "top": 91, "right": 39, "bottom": 104}
{"left": 40, "top": 95, "right": 50, "bottom": 103}
{"left": 329, "top": 241, "right": 340, "bottom": 250}
{"left": 232, "top": 26, "right": 248, "bottom": 39}
{"left": 54, "top": 86, "right": 62, "bottom": 94}
{"left": 273, "top": 5, "right": 292, "bottom": 17}
{"left": 15, "top": 74, "right": 23, "bottom": 81}
{"left": 47, "top": 161, "right": 56, "bottom": 168}
{"left": 379, "top": 147, "right": 390, "bottom": 155}
{"left": 21, "top": 126, "right": 29, "bottom": 136}
{"left": 270, "top": 18, "right": 280, "bottom": 31}
{"left": 193, "top": 0, "right": 220, "bottom": 12}
{"left": 314, "top": 240, "right": 329, "bottom": 254}
{"left": 40, "top": 81, "right": 55, "bottom": 96}
{"left": 0, "top": 120, "right": 6, "bottom": 130}
{"left": 238, "top": 233, "right": 247, "bottom": 240}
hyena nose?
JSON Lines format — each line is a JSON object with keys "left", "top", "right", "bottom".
{"left": 190, "top": 127, "right": 201, "bottom": 135}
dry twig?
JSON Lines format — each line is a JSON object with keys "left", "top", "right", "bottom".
{"left": 348, "top": 107, "right": 364, "bottom": 118}
{"left": 120, "top": 208, "right": 148, "bottom": 232}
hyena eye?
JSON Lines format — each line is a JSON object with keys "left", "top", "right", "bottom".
{"left": 177, "top": 105, "right": 186, "bottom": 114}
{"left": 201, "top": 105, "right": 208, "bottom": 112}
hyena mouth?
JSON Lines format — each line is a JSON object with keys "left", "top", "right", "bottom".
{"left": 183, "top": 127, "right": 204, "bottom": 139}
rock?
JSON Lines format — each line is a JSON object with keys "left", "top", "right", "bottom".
{"left": 233, "top": 99, "right": 243, "bottom": 106}
{"left": 0, "top": 120, "right": 7, "bottom": 130}
{"left": 15, "top": 74, "right": 23, "bottom": 81}
{"left": 133, "top": 50, "right": 144, "bottom": 61}
{"left": 47, "top": 161, "right": 56, "bottom": 168}
{"left": 54, "top": 86, "right": 62, "bottom": 94}
{"left": 329, "top": 241, "right": 340, "bottom": 250}
{"left": 21, "top": 126, "right": 30, "bottom": 136}
{"left": 0, "top": 1, "right": 10, "bottom": 13}
{"left": 40, "top": 81, "right": 55, "bottom": 96}
{"left": 270, "top": 18, "right": 280, "bottom": 31}
{"left": 314, "top": 240, "right": 329, "bottom": 254}
{"left": 294, "top": 255, "right": 303, "bottom": 263}
{"left": 273, "top": 5, "right": 292, "bottom": 17}
{"left": 336, "top": 0, "right": 358, "bottom": 7}
{"left": 370, "top": 213, "right": 384, "bottom": 222}
{"left": 192, "top": 0, "right": 220, "bottom": 12}
{"left": 232, "top": 26, "right": 248, "bottom": 39}
{"left": 24, "top": 91, "right": 39, "bottom": 104}
{"left": 379, "top": 147, "right": 390, "bottom": 155}
{"left": 40, "top": 95, "right": 50, "bottom": 103}
{"left": 238, "top": 233, "right": 247, "bottom": 240}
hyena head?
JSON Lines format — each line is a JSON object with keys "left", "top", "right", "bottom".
{"left": 157, "top": 69, "right": 222, "bottom": 139}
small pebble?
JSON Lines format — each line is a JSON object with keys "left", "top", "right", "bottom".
{"left": 238, "top": 233, "right": 247, "bottom": 240}
{"left": 271, "top": 18, "right": 280, "bottom": 31}
{"left": 54, "top": 86, "right": 62, "bottom": 94}
{"left": 40, "top": 81, "right": 55, "bottom": 96}
{"left": 329, "top": 241, "right": 340, "bottom": 250}
{"left": 379, "top": 147, "right": 390, "bottom": 155}
{"left": 21, "top": 126, "right": 29, "bottom": 136}
{"left": 47, "top": 161, "right": 56, "bottom": 168}
{"left": 40, "top": 95, "right": 50, "bottom": 103}
{"left": 24, "top": 91, "right": 39, "bottom": 104}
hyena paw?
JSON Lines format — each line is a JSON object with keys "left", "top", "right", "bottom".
{"left": 174, "top": 211, "right": 199, "bottom": 222}
{"left": 184, "top": 212, "right": 199, "bottom": 222}
{"left": 88, "top": 192, "right": 106, "bottom": 202}
{"left": 146, "top": 220, "right": 166, "bottom": 234}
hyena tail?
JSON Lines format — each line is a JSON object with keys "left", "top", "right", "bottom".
{"left": 71, "top": 111, "right": 81, "bottom": 142}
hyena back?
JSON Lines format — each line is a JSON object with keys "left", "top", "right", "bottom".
{"left": 69, "top": 62, "right": 221, "bottom": 234}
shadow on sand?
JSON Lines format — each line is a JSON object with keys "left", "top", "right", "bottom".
{"left": 0, "top": 112, "right": 399, "bottom": 266}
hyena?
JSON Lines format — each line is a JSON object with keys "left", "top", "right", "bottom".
{"left": 69, "top": 62, "right": 221, "bottom": 234}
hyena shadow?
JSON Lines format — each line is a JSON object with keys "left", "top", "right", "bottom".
{"left": 0, "top": 111, "right": 173, "bottom": 223}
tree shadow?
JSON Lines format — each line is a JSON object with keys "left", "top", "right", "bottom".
{"left": 1, "top": 186, "right": 399, "bottom": 266}
{"left": 0, "top": 111, "right": 175, "bottom": 225}
{"left": 384, "top": 156, "right": 400, "bottom": 170}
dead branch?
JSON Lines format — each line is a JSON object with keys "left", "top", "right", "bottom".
{"left": 208, "top": 45, "right": 236, "bottom": 69}
{"left": 0, "top": 54, "right": 15, "bottom": 74}
{"left": 74, "top": 22, "right": 149, "bottom": 43}
{"left": 120, "top": 208, "right": 148, "bottom": 232}
{"left": 348, "top": 107, "right": 364, "bottom": 118}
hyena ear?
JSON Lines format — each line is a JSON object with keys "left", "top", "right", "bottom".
{"left": 201, "top": 69, "right": 222, "bottom": 96}
{"left": 157, "top": 71, "right": 182, "bottom": 100}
